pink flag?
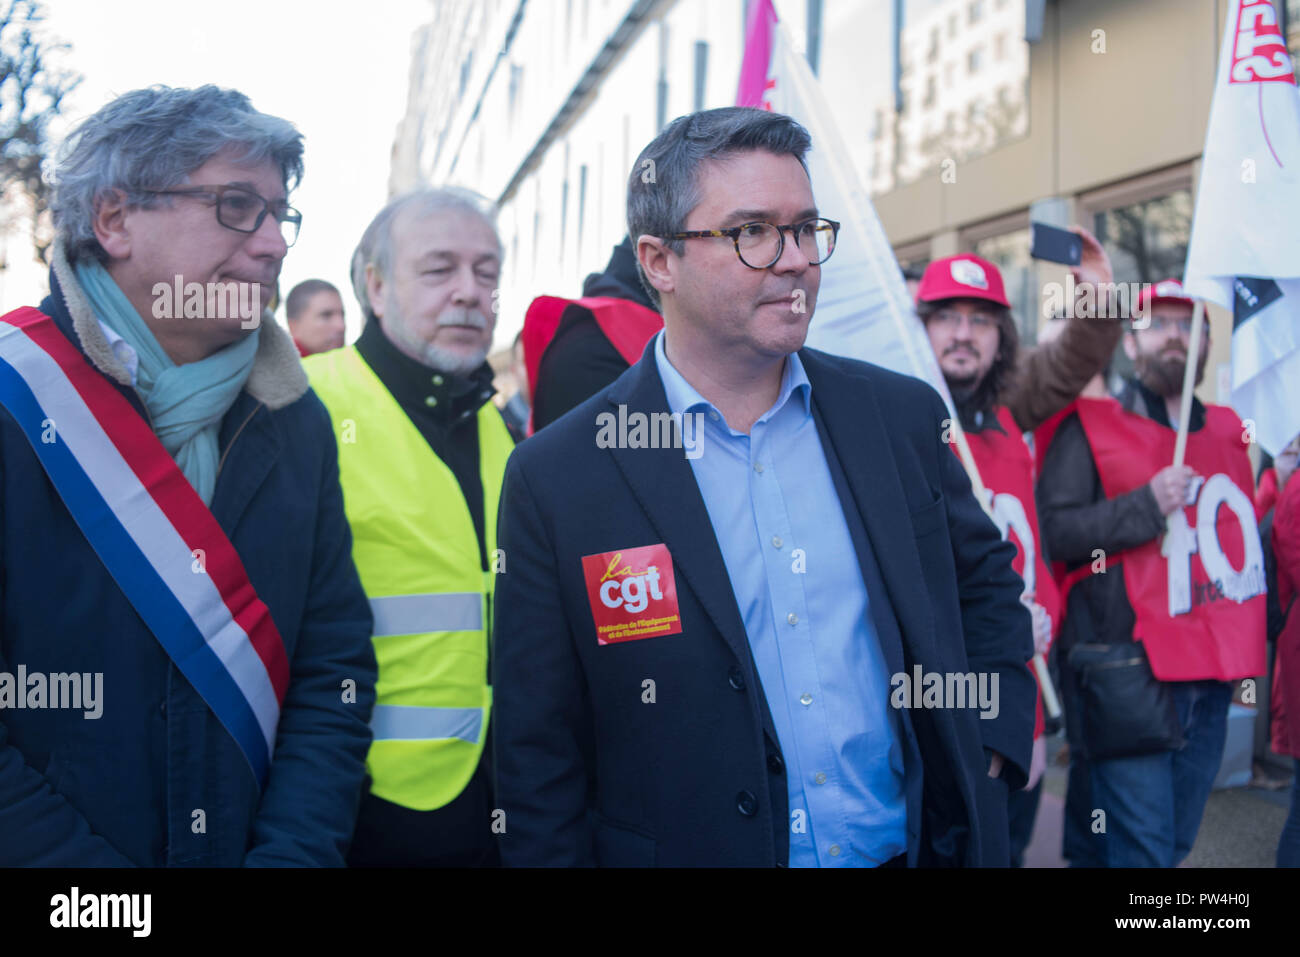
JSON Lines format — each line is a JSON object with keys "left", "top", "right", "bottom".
{"left": 736, "top": 0, "right": 777, "bottom": 108}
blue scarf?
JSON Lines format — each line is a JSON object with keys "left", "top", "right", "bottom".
{"left": 74, "top": 260, "right": 260, "bottom": 505}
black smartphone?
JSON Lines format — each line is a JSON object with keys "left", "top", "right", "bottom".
{"left": 1029, "top": 222, "right": 1082, "bottom": 266}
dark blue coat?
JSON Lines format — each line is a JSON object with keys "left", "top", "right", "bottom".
{"left": 493, "top": 342, "right": 1035, "bottom": 867}
{"left": 0, "top": 260, "right": 377, "bottom": 866}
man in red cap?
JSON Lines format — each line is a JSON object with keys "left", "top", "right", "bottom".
{"left": 916, "top": 233, "right": 1120, "bottom": 867}
{"left": 1037, "top": 277, "right": 1267, "bottom": 867}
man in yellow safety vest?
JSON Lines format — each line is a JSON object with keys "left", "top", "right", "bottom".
{"left": 305, "top": 187, "right": 514, "bottom": 866}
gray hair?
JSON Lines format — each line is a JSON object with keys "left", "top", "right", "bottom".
{"left": 625, "top": 107, "right": 812, "bottom": 306}
{"left": 52, "top": 85, "right": 304, "bottom": 265}
{"left": 350, "top": 185, "right": 502, "bottom": 323}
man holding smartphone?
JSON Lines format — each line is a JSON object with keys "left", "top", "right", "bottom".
{"left": 1037, "top": 279, "right": 1266, "bottom": 868}
{"left": 915, "top": 233, "right": 1120, "bottom": 866}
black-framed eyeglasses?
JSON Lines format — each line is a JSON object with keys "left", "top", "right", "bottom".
{"left": 667, "top": 218, "right": 840, "bottom": 269}
{"left": 140, "top": 185, "right": 302, "bottom": 247}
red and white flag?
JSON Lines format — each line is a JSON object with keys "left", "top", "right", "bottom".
{"left": 1184, "top": 0, "right": 1300, "bottom": 456}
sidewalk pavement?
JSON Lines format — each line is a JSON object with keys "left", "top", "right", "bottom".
{"left": 1021, "top": 733, "right": 1291, "bottom": 867}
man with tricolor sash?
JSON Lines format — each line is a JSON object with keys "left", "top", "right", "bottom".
{"left": 916, "top": 242, "right": 1120, "bottom": 866}
{"left": 1038, "top": 279, "right": 1267, "bottom": 868}
{"left": 306, "top": 187, "right": 512, "bottom": 867}
{"left": 0, "top": 86, "right": 377, "bottom": 866}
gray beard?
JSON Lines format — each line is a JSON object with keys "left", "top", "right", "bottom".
{"left": 420, "top": 341, "right": 489, "bottom": 375}
{"left": 384, "top": 308, "right": 490, "bottom": 374}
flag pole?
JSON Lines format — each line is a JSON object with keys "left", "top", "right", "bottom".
{"left": 948, "top": 413, "right": 1061, "bottom": 719}
{"left": 1171, "top": 299, "right": 1207, "bottom": 469}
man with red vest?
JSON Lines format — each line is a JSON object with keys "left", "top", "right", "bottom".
{"left": 916, "top": 238, "right": 1120, "bottom": 866}
{"left": 1037, "top": 278, "right": 1267, "bottom": 867}
{"left": 523, "top": 236, "right": 662, "bottom": 433}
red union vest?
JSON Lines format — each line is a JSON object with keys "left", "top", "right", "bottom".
{"left": 521, "top": 295, "right": 663, "bottom": 434}
{"left": 959, "top": 406, "right": 1060, "bottom": 736}
{"left": 1072, "top": 396, "right": 1266, "bottom": 681}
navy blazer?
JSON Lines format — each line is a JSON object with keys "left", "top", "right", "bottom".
{"left": 492, "top": 341, "right": 1034, "bottom": 867}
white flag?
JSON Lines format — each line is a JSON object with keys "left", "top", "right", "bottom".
{"left": 1184, "top": 0, "right": 1300, "bottom": 456}
{"left": 738, "top": 2, "right": 953, "bottom": 414}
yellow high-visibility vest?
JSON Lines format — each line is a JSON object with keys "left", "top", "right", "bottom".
{"left": 305, "top": 345, "right": 512, "bottom": 810}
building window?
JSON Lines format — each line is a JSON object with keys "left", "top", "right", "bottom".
{"left": 458, "top": 52, "right": 474, "bottom": 97}
{"left": 894, "top": 0, "right": 1030, "bottom": 193}
{"left": 507, "top": 64, "right": 523, "bottom": 124}
{"left": 656, "top": 20, "right": 670, "bottom": 132}
{"left": 1092, "top": 189, "right": 1194, "bottom": 286}
{"left": 693, "top": 40, "right": 709, "bottom": 112}
{"left": 559, "top": 177, "right": 569, "bottom": 270}
{"left": 972, "top": 228, "right": 1034, "bottom": 341}
{"left": 577, "top": 164, "right": 588, "bottom": 263}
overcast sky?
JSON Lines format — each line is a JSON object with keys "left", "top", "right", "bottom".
{"left": 1, "top": 0, "right": 430, "bottom": 340}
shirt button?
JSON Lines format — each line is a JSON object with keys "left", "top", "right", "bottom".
{"left": 772, "top": 536, "right": 783, "bottom": 549}
{"left": 431, "top": 374, "right": 444, "bottom": 386}
{"left": 754, "top": 463, "right": 765, "bottom": 474}
{"left": 709, "top": 410, "right": 720, "bottom": 421}
{"left": 814, "top": 772, "right": 827, "bottom": 785}
{"left": 799, "top": 693, "right": 812, "bottom": 706}
{"left": 829, "top": 844, "right": 841, "bottom": 857}
{"left": 787, "top": 612, "right": 798, "bottom": 625}
{"left": 424, "top": 396, "right": 438, "bottom": 407}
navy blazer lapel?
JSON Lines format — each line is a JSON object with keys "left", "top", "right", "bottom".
{"left": 211, "top": 392, "right": 279, "bottom": 537}
{"left": 800, "top": 350, "right": 937, "bottom": 656}
{"left": 604, "top": 342, "right": 753, "bottom": 669}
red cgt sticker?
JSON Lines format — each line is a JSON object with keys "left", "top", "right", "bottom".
{"left": 581, "top": 544, "right": 683, "bottom": 645}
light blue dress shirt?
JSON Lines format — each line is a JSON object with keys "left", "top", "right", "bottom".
{"left": 653, "top": 332, "right": 907, "bottom": 867}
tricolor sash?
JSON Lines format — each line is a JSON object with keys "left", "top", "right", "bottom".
{"left": 0, "top": 307, "right": 289, "bottom": 786}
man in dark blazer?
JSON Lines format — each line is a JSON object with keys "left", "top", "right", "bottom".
{"left": 493, "top": 107, "right": 1034, "bottom": 867}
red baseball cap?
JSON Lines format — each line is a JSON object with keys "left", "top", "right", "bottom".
{"left": 1136, "top": 278, "right": 1195, "bottom": 314}
{"left": 915, "top": 254, "right": 1011, "bottom": 308}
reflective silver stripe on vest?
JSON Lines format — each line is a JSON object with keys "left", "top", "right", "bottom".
{"left": 370, "top": 704, "right": 484, "bottom": 743}
{"left": 370, "top": 592, "right": 483, "bottom": 637}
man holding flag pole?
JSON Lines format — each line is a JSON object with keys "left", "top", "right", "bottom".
{"left": 1034, "top": 0, "right": 1290, "bottom": 867}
